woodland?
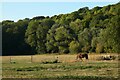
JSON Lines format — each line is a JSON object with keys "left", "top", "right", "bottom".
{"left": 1, "top": 2, "right": 120, "bottom": 55}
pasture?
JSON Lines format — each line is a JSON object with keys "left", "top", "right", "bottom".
{"left": 1, "top": 53, "right": 119, "bottom": 79}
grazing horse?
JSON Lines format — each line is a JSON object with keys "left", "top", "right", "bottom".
{"left": 76, "top": 53, "right": 88, "bottom": 61}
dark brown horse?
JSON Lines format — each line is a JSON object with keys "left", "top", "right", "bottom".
{"left": 76, "top": 53, "right": 88, "bottom": 61}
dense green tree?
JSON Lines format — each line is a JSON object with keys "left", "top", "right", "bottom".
{"left": 69, "top": 41, "right": 80, "bottom": 53}
{"left": 25, "top": 19, "right": 55, "bottom": 54}
{"left": 2, "top": 2, "right": 120, "bottom": 55}
{"left": 32, "top": 16, "right": 45, "bottom": 20}
{"left": 99, "top": 15, "right": 120, "bottom": 53}
{"left": 46, "top": 24, "right": 60, "bottom": 53}
{"left": 78, "top": 28, "right": 92, "bottom": 52}
{"left": 70, "top": 19, "right": 82, "bottom": 34}
{"left": 54, "top": 25, "right": 73, "bottom": 53}
{"left": 2, "top": 19, "right": 31, "bottom": 55}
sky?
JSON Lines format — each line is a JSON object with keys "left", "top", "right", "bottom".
{"left": 0, "top": 1, "right": 119, "bottom": 22}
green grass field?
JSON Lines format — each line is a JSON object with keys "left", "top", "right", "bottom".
{"left": 2, "top": 53, "right": 119, "bottom": 79}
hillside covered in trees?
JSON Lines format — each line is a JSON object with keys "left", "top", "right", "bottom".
{"left": 1, "top": 2, "right": 120, "bottom": 55}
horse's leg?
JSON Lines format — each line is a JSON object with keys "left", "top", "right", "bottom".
{"left": 80, "top": 58, "right": 83, "bottom": 61}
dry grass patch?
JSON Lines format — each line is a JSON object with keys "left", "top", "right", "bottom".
{"left": 2, "top": 53, "right": 119, "bottom": 63}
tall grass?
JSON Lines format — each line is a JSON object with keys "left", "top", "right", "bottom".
{"left": 2, "top": 53, "right": 119, "bottom": 79}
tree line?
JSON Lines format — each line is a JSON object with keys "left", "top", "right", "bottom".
{"left": 1, "top": 2, "right": 120, "bottom": 55}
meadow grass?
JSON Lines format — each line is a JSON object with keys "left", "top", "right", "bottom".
{"left": 1, "top": 53, "right": 119, "bottom": 79}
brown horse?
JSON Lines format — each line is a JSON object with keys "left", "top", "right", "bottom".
{"left": 76, "top": 53, "right": 88, "bottom": 61}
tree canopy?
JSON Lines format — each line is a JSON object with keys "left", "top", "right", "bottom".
{"left": 2, "top": 2, "right": 120, "bottom": 55}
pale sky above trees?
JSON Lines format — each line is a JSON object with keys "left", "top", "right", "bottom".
{"left": 1, "top": 1, "right": 119, "bottom": 21}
